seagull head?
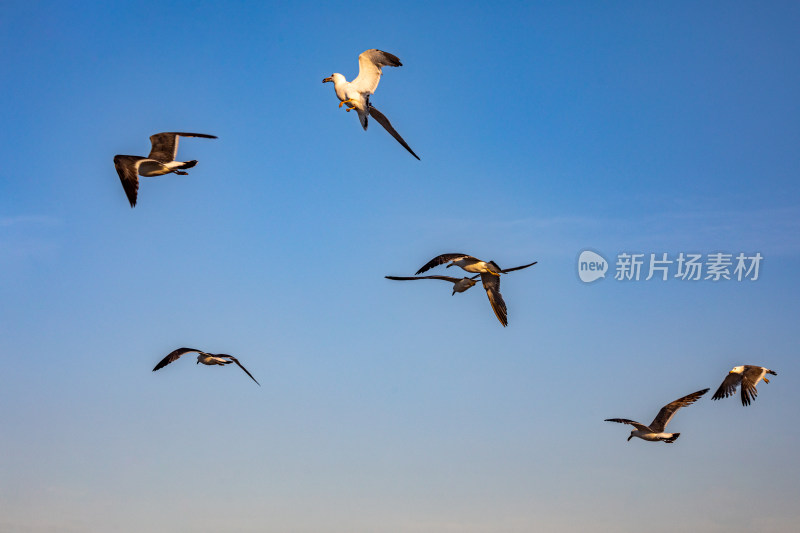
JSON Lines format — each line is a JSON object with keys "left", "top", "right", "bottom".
{"left": 322, "top": 73, "right": 344, "bottom": 84}
{"left": 731, "top": 365, "right": 745, "bottom": 374}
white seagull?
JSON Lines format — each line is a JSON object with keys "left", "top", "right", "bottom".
{"left": 323, "top": 49, "right": 420, "bottom": 160}
{"left": 114, "top": 132, "right": 217, "bottom": 207}
{"left": 152, "top": 347, "right": 260, "bottom": 386}
{"left": 388, "top": 260, "right": 537, "bottom": 327}
{"left": 605, "top": 388, "right": 709, "bottom": 443}
{"left": 712, "top": 365, "right": 777, "bottom": 406}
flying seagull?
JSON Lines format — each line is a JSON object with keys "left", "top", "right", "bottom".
{"left": 387, "top": 260, "right": 537, "bottom": 327}
{"left": 605, "top": 388, "right": 709, "bottom": 443}
{"left": 323, "top": 49, "right": 420, "bottom": 160}
{"left": 415, "top": 254, "right": 503, "bottom": 277}
{"left": 712, "top": 365, "right": 777, "bottom": 406}
{"left": 152, "top": 347, "right": 260, "bottom": 386}
{"left": 385, "top": 275, "right": 480, "bottom": 294}
{"left": 114, "top": 132, "right": 217, "bottom": 207}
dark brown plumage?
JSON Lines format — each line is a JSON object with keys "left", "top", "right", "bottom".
{"left": 152, "top": 347, "right": 260, "bottom": 386}
{"left": 712, "top": 365, "right": 777, "bottom": 406}
{"left": 113, "top": 132, "right": 217, "bottom": 207}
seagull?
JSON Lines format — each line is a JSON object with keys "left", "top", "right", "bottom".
{"left": 152, "top": 347, "right": 260, "bottom": 386}
{"left": 415, "top": 253, "right": 503, "bottom": 277}
{"left": 387, "top": 260, "right": 537, "bottom": 327}
{"left": 605, "top": 388, "right": 709, "bottom": 443}
{"left": 712, "top": 365, "right": 777, "bottom": 406}
{"left": 385, "top": 275, "right": 480, "bottom": 294}
{"left": 114, "top": 132, "right": 217, "bottom": 207}
{"left": 323, "top": 49, "right": 420, "bottom": 160}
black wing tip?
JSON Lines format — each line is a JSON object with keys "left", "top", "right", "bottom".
{"left": 157, "top": 132, "right": 217, "bottom": 139}
{"left": 376, "top": 50, "right": 403, "bottom": 66}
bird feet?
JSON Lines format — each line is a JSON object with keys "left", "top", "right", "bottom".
{"left": 338, "top": 99, "right": 355, "bottom": 108}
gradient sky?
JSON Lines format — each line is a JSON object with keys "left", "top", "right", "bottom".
{"left": 2, "top": 1, "right": 799, "bottom": 532}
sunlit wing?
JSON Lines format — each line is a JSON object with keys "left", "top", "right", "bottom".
{"left": 649, "top": 389, "right": 708, "bottom": 432}
{"left": 351, "top": 49, "right": 402, "bottom": 96}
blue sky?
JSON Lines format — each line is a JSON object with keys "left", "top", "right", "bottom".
{"left": 1, "top": 1, "right": 799, "bottom": 531}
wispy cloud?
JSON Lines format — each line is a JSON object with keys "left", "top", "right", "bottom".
{"left": 407, "top": 205, "right": 800, "bottom": 258}
{"left": 0, "top": 215, "right": 62, "bottom": 228}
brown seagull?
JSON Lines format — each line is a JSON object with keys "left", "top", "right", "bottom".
{"left": 114, "top": 132, "right": 217, "bottom": 207}
{"left": 712, "top": 365, "right": 777, "bottom": 406}
{"left": 387, "top": 260, "right": 537, "bottom": 327}
{"left": 605, "top": 388, "right": 709, "bottom": 443}
{"left": 152, "top": 347, "right": 260, "bottom": 386}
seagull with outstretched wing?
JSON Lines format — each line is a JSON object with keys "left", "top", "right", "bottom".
{"left": 323, "top": 49, "right": 420, "bottom": 160}
{"left": 152, "top": 347, "right": 260, "bottom": 386}
{"left": 114, "top": 132, "right": 217, "bottom": 207}
{"left": 385, "top": 275, "right": 479, "bottom": 294}
{"left": 387, "top": 257, "right": 537, "bottom": 326}
{"left": 605, "top": 388, "right": 709, "bottom": 443}
{"left": 415, "top": 253, "right": 502, "bottom": 276}
{"left": 712, "top": 365, "right": 777, "bottom": 406}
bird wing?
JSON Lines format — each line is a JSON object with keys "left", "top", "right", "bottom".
{"left": 468, "top": 261, "right": 539, "bottom": 280}
{"left": 152, "top": 347, "right": 204, "bottom": 371}
{"left": 385, "top": 275, "right": 466, "bottom": 283}
{"left": 415, "top": 254, "right": 473, "bottom": 275}
{"left": 604, "top": 418, "right": 652, "bottom": 433}
{"left": 739, "top": 366, "right": 766, "bottom": 406}
{"left": 351, "top": 49, "right": 402, "bottom": 96}
{"left": 711, "top": 373, "right": 742, "bottom": 401}
{"left": 220, "top": 355, "right": 260, "bottom": 386}
{"left": 368, "top": 105, "right": 420, "bottom": 160}
{"left": 481, "top": 272, "right": 508, "bottom": 326}
{"left": 649, "top": 388, "right": 709, "bottom": 432}
{"left": 114, "top": 155, "right": 144, "bottom": 207}
{"left": 148, "top": 132, "right": 217, "bottom": 162}
{"left": 500, "top": 261, "right": 538, "bottom": 274}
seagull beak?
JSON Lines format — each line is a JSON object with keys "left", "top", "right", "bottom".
{"left": 627, "top": 435, "right": 632, "bottom": 442}
{"left": 322, "top": 76, "right": 333, "bottom": 83}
